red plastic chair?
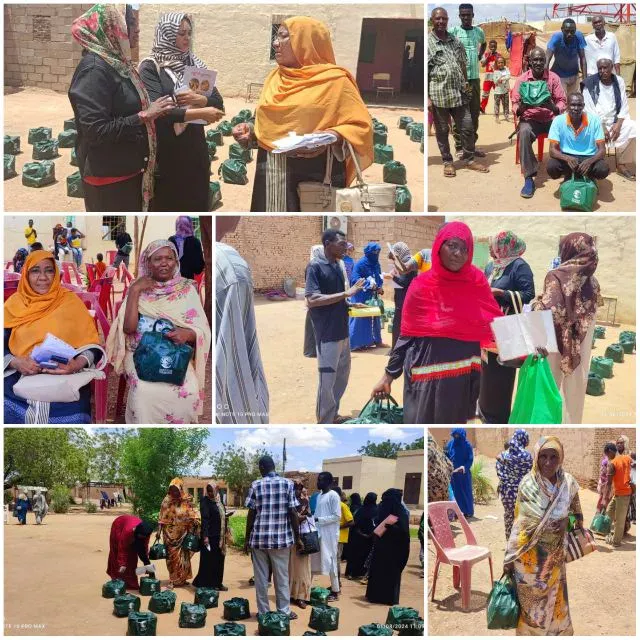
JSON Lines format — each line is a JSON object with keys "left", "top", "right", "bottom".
{"left": 4, "top": 272, "right": 21, "bottom": 282}
{"left": 86, "top": 263, "right": 97, "bottom": 286}
{"left": 5, "top": 261, "right": 13, "bottom": 271}
{"left": 193, "top": 271, "right": 205, "bottom": 303}
{"left": 428, "top": 501, "right": 494, "bottom": 611}
{"left": 514, "top": 115, "right": 547, "bottom": 171}
{"left": 61, "top": 282, "right": 83, "bottom": 293}
{"left": 88, "top": 276, "right": 114, "bottom": 321}
{"left": 4, "top": 280, "right": 19, "bottom": 301}
{"left": 106, "top": 250, "right": 118, "bottom": 265}
{"left": 60, "top": 262, "right": 83, "bottom": 287}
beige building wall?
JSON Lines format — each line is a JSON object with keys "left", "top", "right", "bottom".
{"left": 453, "top": 216, "right": 636, "bottom": 324}
{"left": 138, "top": 4, "right": 424, "bottom": 98}
{"left": 394, "top": 449, "right": 424, "bottom": 507}
{"left": 322, "top": 455, "right": 396, "bottom": 499}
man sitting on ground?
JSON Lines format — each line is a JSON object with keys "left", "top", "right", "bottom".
{"left": 547, "top": 91, "right": 609, "bottom": 183}
{"left": 511, "top": 46, "right": 567, "bottom": 198}
{"left": 583, "top": 58, "right": 636, "bottom": 181}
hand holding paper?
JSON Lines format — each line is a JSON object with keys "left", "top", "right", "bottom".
{"left": 491, "top": 309, "right": 559, "bottom": 362}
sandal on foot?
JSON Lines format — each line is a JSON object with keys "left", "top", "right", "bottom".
{"left": 443, "top": 163, "right": 456, "bottom": 177}
{"left": 617, "top": 167, "right": 636, "bottom": 181}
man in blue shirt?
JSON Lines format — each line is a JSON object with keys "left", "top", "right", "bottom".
{"left": 545, "top": 18, "right": 587, "bottom": 96}
{"left": 547, "top": 92, "right": 609, "bottom": 181}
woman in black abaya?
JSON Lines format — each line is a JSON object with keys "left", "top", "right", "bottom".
{"left": 345, "top": 492, "right": 377, "bottom": 579}
{"left": 193, "top": 483, "right": 228, "bottom": 590}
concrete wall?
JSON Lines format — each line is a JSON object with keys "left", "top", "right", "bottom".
{"left": 394, "top": 449, "right": 424, "bottom": 507}
{"left": 322, "top": 455, "right": 397, "bottom": 499}
{"left": 453, "top": 216, "right": 637, "bottom": 325}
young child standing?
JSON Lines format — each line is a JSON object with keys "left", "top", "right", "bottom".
{"left": 493, "top": 56, "right": 511, "bottom": 123}
{"left": 480, "top": 39, "right": 499, "bottom": 113}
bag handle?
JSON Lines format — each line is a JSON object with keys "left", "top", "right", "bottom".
{"left": 322, "top": 140, "right": 368, "bottom": 190}
{"left": 508, "top": 290, "right": 523, "bottom": 315}
{"left": 153, "top": 319, "right": 175, "bottom": 335}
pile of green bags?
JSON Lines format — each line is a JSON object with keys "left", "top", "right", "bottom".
{"left": 22, "top": 161, "right": 55, "bottom": 188}
{"left": 214, "top": 622, "right": 247, "bottom": 636}
{"left": 63, "top": 118, "right": 76, "bottom": 131}
{"left": 509, "top": 355, "right": 562, "bottom": 424}
{"left": 217, "top": 121, "right": 233, "bottom": 136}
{"left": 218, "top": 159, "right": 248, "bottom": 185}
{"left": 409, "top": 123, "right": 424, "bottom": 142}
{"left": 594, "top": 326, "right": 606, "bottom": 339}
{"left": 386, "top": 606, "right": 419, "bottom": 631}
{"left": 229, "top": 142, "right": 252, "bottom": 163}
{"left": 257, "top": 611, "right": 290, "bottom": 636}
{"left": 358, "top": 624, "right": 393, "bottom": 636}
{"left": 139, "top": 577, "right": 161, "bottom": 596}
{"left": 383, "top": 160, "right": 407, "bottom": 185}
{"left": 32, "top": 140, "right": 59, "bottom": 160}
{"left": 310, "top": 587, "right": 330, "bottom": 606}
{"left": 28, "top": 127, "right": 52, "bottom": 144}
{"left": 113, "top": 593, "right": 140, "bottom": 617}
{"left": 102, "top": 579, "right": 126, "bottom": 598}
{"left": 373, "top": 144, "right": 393, "bottom": 164}
{"left": 179, "top": 603, "right": 207, "bottom": 628}
{"left": 395, "top": 185, "right": 411, "bottom": 212}
{"left": 66, "top": 171, "right": 84, "bottom": 198}
{"left": 127, "top": 611, "right": 157, "bottom": 636}
{"left": 207, "top": 140, "right": 218, "bottom": 160}
{"left": 207, "top": 128, "right": 224, "bottom": 146}
{"left": 149, "top": 542, "right": 167, "bottom": 560}
{"left": 5, "top": 154, "right": 17, "bottom": 180}
{"left": 194, "top": 587, "right": 219, "bottom": 608}
{"left": 398, "top": 116, "right": 414, "bottom": 129}
{"left": 148, "top": 590, "right": 177, "bottom": 614}
{"left": 70, "top": 148, "right": 79, "bottom": 167}
{"left": 309, "top": 604, "right": 340, "bottom": 632}
{"left": 590, "top": 511, "right": 612, "bottom": 534}
{"left": 209, "top": 180, "right": 222, "bottom": 210}
{"left": 58, "top": 129, "right": 77, "bottom": 148}
{"left": 4, "top": 135, "right": 20, "bottom": 155}
{"left": 223, "top": 597, "right": 251, "bottom": 621}
{"left": 587, "top": 372, "right": 605, "bottom": 396}
{"left": 605, "top": 343, "right": 624, "bottom": 363}
{"left": 486, "top": 574, "right": 520, "bottom": 629}
{"left": 590, "top": 356, "right": 614, "bottom": 379}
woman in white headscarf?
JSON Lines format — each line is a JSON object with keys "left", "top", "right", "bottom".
{"left": 139, "top": 12, "right": 225, "bottom": 211}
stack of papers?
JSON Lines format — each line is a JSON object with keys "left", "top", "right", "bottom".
{"left": 31, "top": 334, "right": 76, "bottom": 364}
{"left": 272, "top": 131, "right": 338, "bottom": 154}
{"left": 491, "top": 310, "right": 559, "bottom": 361}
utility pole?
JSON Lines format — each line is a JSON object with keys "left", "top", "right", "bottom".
{"left": 282, "top": 438, "right": 287, "bottom": 474}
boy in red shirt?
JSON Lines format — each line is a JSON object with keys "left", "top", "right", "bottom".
{"left": 480, "top": 39, "right": 499, "bottom": 113}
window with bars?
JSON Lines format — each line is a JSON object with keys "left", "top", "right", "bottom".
{"left": 102, "top": 216, "right": 127, "bottom": 241}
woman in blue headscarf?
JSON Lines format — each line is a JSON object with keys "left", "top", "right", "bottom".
{"left": 349, "top": 242, "right": 385, "bottom": 351}
{"left": 445, "top": 428, "right": 474, "bottom": 517}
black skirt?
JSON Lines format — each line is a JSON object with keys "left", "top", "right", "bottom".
{"left": 478, "top": 351, "right": 517, "bottom": 424}
{"left": 192, "top": 543, "right": 225, "bottom": 588}
{"left": 83, "top": 174, "right": 143, "bottom": 212}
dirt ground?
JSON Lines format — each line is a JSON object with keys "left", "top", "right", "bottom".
{"left": 427, "top": 96, "right": 636, "bottom": 213}
{"left": 254, "top": 296, "right": 636, "bottom": 424}
{"left": 4, "top": 88, "right": 424, "bottom": 213}
{"left": 427, "top": 455, "right": 636, "bottom": 636}
{"left": 4, "top": 510, "right": 423, "bottom": 636}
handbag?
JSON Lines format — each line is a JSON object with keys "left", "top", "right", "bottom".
{"left": 519, "top": 80, "right": 552, "bottom": 106}
{"left": 13, "top": 368, "right": 105, "bottom": 403}
{"left": 559, "top": 173, "right": 597, "bottom": 212}
{"left": 182, "top": 531, "right": 201, "bottom": 552}
{"left": 133, "top": 320, "right": 193, "bottom": 386}
{"left": 373, "top": 514, "right": 398, "bottom": 537}
{"left": 344, "top": 395, "right": 403, "bottom": 424}
{"left": 298, "top": 142, "right": 396, "bottom": 212}
{"left": 565, "top": 527, "right": 597, "bottom": 562}
{"left": 299, "top": 529, "right": 320, "bottom": 555}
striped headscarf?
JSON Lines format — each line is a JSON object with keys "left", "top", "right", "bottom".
{"left": 150, "top": 13, "right": 206, "bottom": 87}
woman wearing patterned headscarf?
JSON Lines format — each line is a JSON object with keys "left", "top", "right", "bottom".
{"left": 479, "top": 230, "right": 535, "bottom": 424}
{"left": 69, "top": 4, "right": 175, "bottom": 211}
{"left": 106, "top": 240, "right": 211, "bottom": 423}
{"left": 386, "top": 242, "right": 418, "bottom": 349}
{"left": 496, "top": 429, "right": 533, "bottom": 539}
{"left": 193, "top": 483, "right": 228, "bottom": 590}
{"left": 532, "top": 232, "right": 603, "bottom": 423}
{"left": 504, "top": 436, "right": 583, "bottom": 635}
{"left": 139, "top": 13, "right": 225, "bottom": 211}
{"left": 232, "top": 17, "right": 373, "bottom": 211}
{"left": 168, "top": 216, "right": 205, "bottom": 280}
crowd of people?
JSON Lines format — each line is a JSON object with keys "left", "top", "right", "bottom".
{"left": 66, "top": 4, "right": 374, "bottom": 212}
{"left": 428, "top": 4, "right": 636, "bottom": 200}
{"left": 428, "top": 430, "right": 636, "bottom": 635}
{"left": 4, "top": 218, "right": 209, "bottom": 424}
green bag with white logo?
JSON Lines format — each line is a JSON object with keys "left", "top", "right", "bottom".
{"left": 67, "top": 171, "right": 84, "bottom": 198}
{"left": 4, "top": 154, "right": 16, "bottom": 180}
{"left": 559, "top": 174, "right": 597, "bottom": 212}
{"left": 32, "top": 139, "right": 59, "bottom": 160}
{"left": 28, "top": 127, "right": 52, "bottom": 144}
{"left": 4, "top": 135, "right": 20, "bottom": 155}
{"left": 22, "top": 161, "right": 56, "bottom": 188}
{"left": 374, "top": 144, "right": 393, "bottom": 164}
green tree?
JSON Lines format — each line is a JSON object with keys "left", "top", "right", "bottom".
{"left": 90, "top": 429, "right": 131, "bottom": 483}
{"left": 121, "top": 428, "right": 210, "bottom": 520}
{"left": 405, "top": 436, "right": 424, "bottom": 450}
{"left": 357, "top": 439, "right": 403, "bottom": 459}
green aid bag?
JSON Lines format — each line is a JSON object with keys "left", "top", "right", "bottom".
{"left": 4, "top": 154, "right": 17, "bottom": 180}
{"left": 148, "top": 542, "right": 167, "bottom": 560}
{"left": 218, "top": 120, "right": 233, "bottom": 136}
{"left": 28, "top": 126, "right": 52, "bottom": 144}
{"left": 590, "top": 511, "right": 612, "bottom": 534}
{"left": 409, "top": 123, "right": 424, "bottom": 142}
{"left": 70, "top": 147, "right": 79, "bottom": 167}
{"left": 63, "top": 118, "right": 76, "bottom": 131}
{"left": 67, "top": 171, "right": 84, "bottom": 198}
{"left": 398, "top": 116, "right": 414, "bottom": 129}
{"left": 182, "top": 531, "right": 200, "bottom": 551}
{"left": 594, "top": 325, "right": 606, "bottom": 339}
{"left": 209, "top": 180, "right": 222, "bottom": 210}
{"left": 22, "top": 161, "right": 55, "bottom": 188}
{"left": 218, "top": 159, "right": 248, "bottom": 185}
{"left": 102, "top": 578, "right": 126, "bottom": 598}
{"left": 383, "top": 160, "right": 407, "bottom": 185}
{"left": 58, "top": 129, "right": 77, "bottom": 148}
{"left": 486, "top": 573, "right": 520, "bottom": 630}
{"left": 229, "top": 142, "right": 252, "bottom": 163}
{"left": 374, "top": 121, "right": 388, "bottom": 134}
{"left": 139, "top": 577, "right": 161, "bottom": 596}
{"left": 620, "top": 339, "right": 635, "bottom": 354}
{"left": 519, "top": 80, "right": 551, "bottom": 106}
{"left": 223, "top": 597, "right": 251, "bottom": 620}
{"left": 559, "top": 174, "right": 597, "bottom": 212}
{"left": 215, "top": 622, "right": 247, "bottom": 636}
{"left": 590, "top": 356, "right": 614, "bottom": 379}
{"left": 310, "top": 586, "right": 330, "bottom": 606}
{"left": 309, "top": 604, "right": 340, "bottom": 632}
{"left": 113, "top": 593, "right": 140, "bottom": 617}
{"left": 508, "top": 355, "right": 562, "bottom": 424}
{"left": 257, "top": 611, "right": 290, "bottom": 636}
{"left": 619, "top": 330, "right": 636, "bottom": 346}
{"left": 386, "top": 606, "right": 419, "bottom": 631}
{"left": 207, "top": 140, "right": 218, "bottom": 160}
{"left": 374, "top": 143, "right": 393, "bottom": 164}
{"left": 358, "top": 624, "right": 393, "bottom": 636}
{"left": 207, "top": 129, "right": 224, "bottom": 146}
{"left": 148, "top": 590, "right": 177, "bottom": 614}
{"left": 4, "top": 135, "right": 20, "bottom": 155}
{"left": 238, "top": 108, "right": 253, "bottom": 120}
{"left": 303, "top": 632, "right": 328, "bottom": 637}
{"left": 345, "top": 395, "right": 403, "bottom": 424}
{"left": 395, "top": 185, "right": 412, "bottom": 212}
{"left": 605, "top": 343, "right": 624, "bottom": 363}
{"left": 32, "top": 139, "right": 59, "bottom": 160}
{"left": 373, "top": 130, "right": 388, "bottom": 146}
{"left": 194, "top": 587, "right": 219, "bottom": 608}
{"left": 179, "top": 602, "right": 207, "bottom": 628}
{"left": 127, "top": 611, "right": 157, "bottom": 636}
{"left": 398, "top": 617, "right": 424, "bottom": 636}
{"left": 586, "top": 372, "right": 605, "bottom": 396}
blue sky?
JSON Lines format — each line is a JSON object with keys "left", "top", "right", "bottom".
{"left": 432, "top": 3, "right": 556, "bottom": 23}
{"left": 206, "top": 427, "right": 424, "bottom": 474}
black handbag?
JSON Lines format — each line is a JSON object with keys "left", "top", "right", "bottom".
{"left": 299, "top": 530, "right": 320, "bottom": 555}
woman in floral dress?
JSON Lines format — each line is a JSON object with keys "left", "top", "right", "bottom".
{"left": 106, "top": 239, "right": 210, "bottom": 423}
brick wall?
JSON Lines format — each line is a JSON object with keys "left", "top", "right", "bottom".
{"left": 4, "top": 4, "right": 93, "bottom": 91}
{"left": 221, "top": 215, "right": 445, "bottom": 292}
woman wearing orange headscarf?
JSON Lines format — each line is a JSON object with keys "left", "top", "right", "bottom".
{"left": 4, "top": 250, "right": 105, "bottom": 424}
{"left": 232, "top": 16, "right": 373, "bottom": 212}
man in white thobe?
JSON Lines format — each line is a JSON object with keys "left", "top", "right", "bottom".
{"left": 583, "top": 57, "right": 636, "bottom": 181}
{"left": 584, "top": 16, "right": 621, "bottom": 76}
{"left": 311, "top": 472, "right": 341, "bottom": 600}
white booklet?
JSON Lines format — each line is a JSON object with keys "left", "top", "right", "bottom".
{"left": 31, "top": 333, "right": 76, "bottom": 364}
{"left": 491, "top": 309, "right": 559, "bottom": 361}
{"left": 177, "top": 66, "right": 218, "bottom": 125}
{"left": 272, "top": 131, "right": 338, "bottom": 153}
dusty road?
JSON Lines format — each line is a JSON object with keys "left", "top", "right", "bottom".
{"left": 427, "top": 455, "right": 636, "bottom": 636}
{"left": 427, "top": 96, "right": 636, "bottom": 213}
{"left": 4, "top": 88, "right": 424, "bottom": 213}
{"left": 4, "top": 510, "right": 423, "bottom": 636}
{"left": 254, "top": 296, "right": 635, "bottom": 424}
